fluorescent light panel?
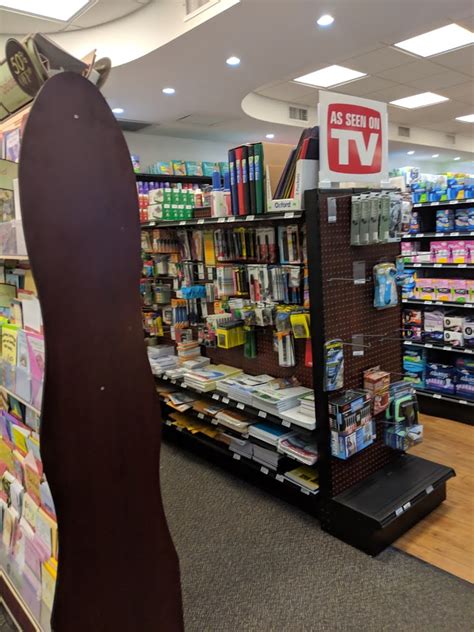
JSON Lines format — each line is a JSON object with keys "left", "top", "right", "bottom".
{"left": 294, "top": 65, "right": 366, "bottom": 88}
{"left": 0, "top": 0, "right": 90, "bottom": 21}
{"left": 394, "top": 23, "right": 474, "bottom": 57}
{"left": 390, "top": 92, "right": 449, "bottom": 109}
{"left": 456, "top": 114, "right": 474, "bottom": 123}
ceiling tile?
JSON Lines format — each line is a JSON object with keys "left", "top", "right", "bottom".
{"left": 366, "top": 84, "right": 418, "bottom": 102}
{"left": 432, "top": 46, "right": 474, "bottom": 76}
{"left": 406, "top": 70, "right": 471, "bottom": 91}
{"left": 331, "top": 76, "right": 396, "bottom": 97}
{"left": 438, "top": 81, "right": 474, "bottom": 105}
{"left": 343, "top": 46, "right": 416, "bottom": 74}
{"left": 377, "top": 59, "right": 445, "bottom": 83}
{"left": 256, "top": 81, "right": 317, "bottom": 103}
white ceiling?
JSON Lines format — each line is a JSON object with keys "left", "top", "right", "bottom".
{"left": 0, "top": 0, "right": 150, "bottom": 34}
{"left": 0, "top": 0, "right": 473, "bottom": 169}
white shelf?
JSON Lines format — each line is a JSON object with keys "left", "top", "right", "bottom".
{"left": 0, "top": 254, "right": 29, "bottom": 261}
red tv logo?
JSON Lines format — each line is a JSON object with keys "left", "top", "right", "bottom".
{"left": 327, "top": 103, "right": 382, "bottom": 174}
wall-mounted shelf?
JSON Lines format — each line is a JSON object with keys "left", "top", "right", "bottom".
{"left": 402, "top": 231, "right": 474, "bottom": 239}
{"left": 136, "top": 173, "right": 212, "bottom": 184}
{"left": 403, "top": 340, "right": 474, "bottom": 355}
{"left": 402, "top": 263, "right": 474, "bottom": 269}
{"left": 140, "top": 210, "right": 304, "bottom": 229}
{"left": 412, "top": 199, "right": 474, "bottom": 208}
{"left": 402, "top": 299, "right": 473, "bottom": 309}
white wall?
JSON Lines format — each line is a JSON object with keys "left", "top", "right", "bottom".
{"left": 123, "top": 132, "right": 229, "bottom": 170}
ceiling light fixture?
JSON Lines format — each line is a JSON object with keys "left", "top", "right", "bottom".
{"left": 432, "top": 154, "right": 439, "bottom": 158}
{"left": 456, "top": 114, "right": 474, "bottom": 123}
{"left": 265, "top": 133, "right": 275, "bottom": 139}
{"left": 390, "top": 92, "right": 449, "bottom": 109}
{"left": 394, "top": 23, "right": 474, "bottom": 57}
{"left": 454, "top": 156, "right": 461, "bottom": 161}
{"left": 112, "top": 107, "right": 124, "bottom": 114}
{"left": 294, "top": 65, "right": 366, "bottom": 88}
{"left": 162, "top": 87, "right": 176, "bottom": 95}
{"left": 407, "top": 151, "right": 415, "bottom": 155}
{"left": 0, "top": 0, "right": 91, "bottom": 21}
{"left": 226, "top": 56, "right": 241, "bottom": 66}
{"left": 317, "top": 14, "right": 334, "bottom": 26}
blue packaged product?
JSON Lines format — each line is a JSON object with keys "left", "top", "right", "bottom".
{"left": 436, "top": 208, "right": 454, "bottom": 232}
{"left": 467, "top": 207, "right": 474, "bottom": 230}
{"left": 455, "top": 208, "right": 469, "bottom": 232}
{"left": 425, "top": 363, "right": 455, "bottom": 394}
{"left": 409, "top": 211, "right": 420, "bottom": 234}
{"left": 455, "top": 368, "right": 474, "bottom": 400}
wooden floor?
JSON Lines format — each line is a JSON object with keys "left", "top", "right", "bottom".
{"left": 394, "top": 413, "right": 474, "bottom": 584}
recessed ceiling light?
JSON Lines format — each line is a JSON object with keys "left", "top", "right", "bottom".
{"left": 112, "top": 107, "right": 124, "bottom": 114}
{"left": 454, "top": 156, "right": 461, "bottom": 161}
{"left": 0, "top": 0, "right": 90, "bottom": 21}
{"left": 317, "top": 14, "right": 334, "bottom": 26}
{"left": 407, "top": 151, "right": 415, "bottom": 155}
{"left": 456, "top": 114, "right": 474, "bottom": 123}
{"left": 162, "top": 87, "right": 176, "bottom": 95}
{"left": 432, "top": 154, "right": 439, "bottom": 158}
{"left": 390, "top": 92, "right": 449, "bottom": 109}
{"left": 265, "top": 133, "right": 275, "bottom": 139}
{"left": 226, "top": 56, "right": 241, "bottom": 66}
{"left": 394, "top": 23, "right": 474, "bottom": 58}
{"left": 294, "top": 65, "right": 366, "bottom": 88}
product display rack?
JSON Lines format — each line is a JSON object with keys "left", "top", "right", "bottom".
{"left": 136, "top": 173, "right": 213, "bottom": 185}
{"left": 144, "top": 187, "right": 453, "bottom": 556}
{"left": 401, "top": 198, "right": 474, "bottom": 424}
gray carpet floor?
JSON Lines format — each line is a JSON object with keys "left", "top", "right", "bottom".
{"left": 161, "top": 441, "right": 474, "bottom": 632}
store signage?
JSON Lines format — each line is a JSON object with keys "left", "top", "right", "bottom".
{"left": 319, "top": 91, "right": 388, "bottom": 184}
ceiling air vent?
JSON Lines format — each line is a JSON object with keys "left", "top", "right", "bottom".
{"left": 289, "top": 106, "right": 308, "bottom": 121}
{"left": 398, "top": 126, "right": 410, "bottom": 138}
{"left": 185, "top": 0, "right": 219, "bottom": 17}
{"left": 117, "top": 120, "right": 152, "bottom": 133}
{"left": 446, "top": 134, "right": 456, "bottom": 145}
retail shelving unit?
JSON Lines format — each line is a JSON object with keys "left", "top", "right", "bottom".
{"left": 143, "top": 187, "right": 454, "bottom": 555}
{"left": 401, "top": 198, "right": 474, "bottom": 424}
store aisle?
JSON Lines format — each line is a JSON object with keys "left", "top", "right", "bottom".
{"left": 395, "top": 414, "right": 474, "bottom": 583}
{"left": 160, "top": 442, "right": 473, "bottom": 632}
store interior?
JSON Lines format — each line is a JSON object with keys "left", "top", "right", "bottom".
{"left": 0, "top": 1, "right": 473, "bottom": 630}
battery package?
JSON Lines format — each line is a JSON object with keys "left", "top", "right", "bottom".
{"left": 378, "top": 194, "right": 391, "bottom": 242}
{"left": 359, "top": 195, "right": 370, "bottom": 245}
{"left": 369, "top": 194, "right": 380, "bottom": 244}
{"left": 350, "top": 195, "right": 361, "bottom": 245}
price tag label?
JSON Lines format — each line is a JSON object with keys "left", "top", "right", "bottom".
{"left": 433, "top": 394, "right": 442, "bottom": 399}
{"left": 211, "top": 419, "right": 218, "bottom": 425}
{"left": 260, "top": 466, "right": 269, "bottom": 475}
{"left": 233, "top": 453, "right": 241, "bottom": 460}
{"left": 282, "top": 420, "right": 291, "bottom": 428}
{"left": 171, "top": 379, "right": 177, "bottom": 384}
{"left": 460, "top": 400, "right": 468, "bottom": 405}
{"left": 395, "top": 507, "right": 404, "bottom": 517}
{"left": 176, "top": 426, "right": 183, "bottom": 432}
{"left": 452, "top": 232, "right": 460, "bottom": 236}
{"left": 443, "top": 346, "right": 452, "bottom": 351}
{"left": 276, "top": 474, "right": 284, "bottom": 483}
{"left": 258, "top": 410, "right": 267, "bottom": 418}
{"left": 246, "top": 215, "right": 255, "bottom": 221}
{"left": 449, "top": 200, "right": 457, "bottom": 205}
{"left": 237, "top": 403, "right": 245, "bottom": 410}
{"left": 459, "top": 264, "right": 467, "bottom": 268}
{"left": 413, "top": 263, "right": 421, "bottom": 268}
{"left": 425, "top": 301, "right": 433, "bottom": 305}
{"left": 432, "top": 202, "right": 439, "bottom": 206}
{"left": 149, "top": 221, "right": 156, "bottom": 227}
{"left": 403, "top": 501, "right": 411, "bottom": 511}
{"left": 162, "top": 375, "right": 168, "bottom": 380}
{"left": 198, "top": 219, "right": 205, "bottom": 224}
{"left": 212, "top": 394, "right": 220, "bottom": 400}
{"left": 165, "top": 420, "right": 172, "bottom": 426}
{"left": 426, "top": 485, "right": 434, "bottom": 495}
{"left": 434, "top": 263, "right": 442, "bottom": 268}
{"left": 284, "top": 211, "right": 295, "bottom": 219}
{"left": 300, "top": 488, "right": 310, "bottom": 496}
{"left": 222, "top": 397, "right": 230, "bottom": 404}
{"left": 425, "top": 343, "right": 433, "bottom": 348}
{"left": 227, "top": 217, "right": 235, "bottom": 223}
{"left": 416, "top": 233, "right": 424, "bottom": 237}
{"left": 218, "top": 217, "right": 226, "bottom": 223}
{"left": 197, "top": 413, "right": 204, "bottom": 420}
{"left": 179, "top": 221, "right": 186, "bottom": 225}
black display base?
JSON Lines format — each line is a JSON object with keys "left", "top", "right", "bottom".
{"left": 321, "top": 454, "right": 455, "bottom": 556}
{"left": 417, "top": 393, "right": 474, "bottom": 425}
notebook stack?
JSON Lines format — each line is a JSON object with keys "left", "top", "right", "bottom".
{"left": 251, "top": 382, "right": 312, "bottom": 417}
{"left": 284, "top": 465, "right": 319, "bottom": 493}
{"left": 184, "top": 364, "right": 242, "bottom": 392}
{"left": 280, "top": 391, "right": 316, "bottom": 430}
{"left": 215, "top": 409, "right": 252, "bottom": 434}
{"left": 148, "top": 353, "right": 178, "bottom": 376}
{"left": 216, "top": 373, "right": 273, "bottom": 405}
{"left": 164, "top": 391, "right": 196, "bottom": 413}
{"left": 228, "top": 436, "right": 254, "bottom": 459}
{"left": 278, "top": 434, "right": 318, "bottom": 465}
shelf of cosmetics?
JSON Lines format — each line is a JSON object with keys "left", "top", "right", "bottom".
{"left": 399, "top": 266, "right": 474, "bottom": 307}
{"left": 410, "top": 174, "right": 474, "bottom": 205}
{"left": 143, "top": 303, "right": 311, "bottom": 368}
{"left": 407, "top": 204, "right": 474, "bottom": 236}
